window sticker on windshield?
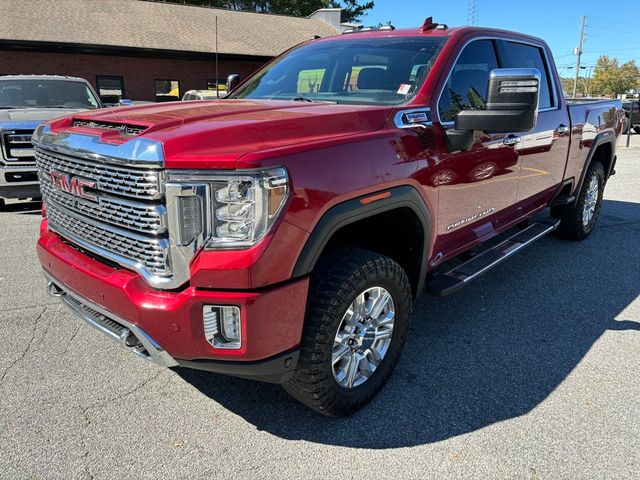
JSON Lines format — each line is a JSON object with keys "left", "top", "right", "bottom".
{"left": 397, "top": 84, "right": 411, "bottom": 95}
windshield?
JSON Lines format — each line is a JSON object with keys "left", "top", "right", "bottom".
{"left": 232, "top": 36, "right": 448, "bottom": 106}
{"left": 0, "top": 79, "right": 100, "bottom": 109}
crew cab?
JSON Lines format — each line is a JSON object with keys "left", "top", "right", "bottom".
{"left": 0, "top": 75, "right": 102, "bottom": 207}
{"left": 34, "top": 20, "right": 623, "bottom": 416}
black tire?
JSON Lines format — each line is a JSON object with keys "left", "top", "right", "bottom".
{"left": 0, "top": 198, "right": 5, "bottom": 210}
{"left": 284, "top": 248, "right": 412, "bottom": 417}
{"left": 634, "top": 126, "right": 640, "bottom": 135}
{"left": 552, "top": 161, "right": 605, "bottom": 240}
{"left": 622, "top": 117, "right": 630, "bottom": 134}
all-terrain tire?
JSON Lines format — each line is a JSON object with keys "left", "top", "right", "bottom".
{"left": 283, "top": 248, "right": 412, "bottom": 417}
{"left": 552, "top": 161, "right": 605, "bottom": 240}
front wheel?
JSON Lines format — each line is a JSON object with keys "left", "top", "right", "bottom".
{"left": 552, "top": 161, "right": 605, "bottom": 240}
{"left": 284, "top": 248, "right": 412, "bottom": 417}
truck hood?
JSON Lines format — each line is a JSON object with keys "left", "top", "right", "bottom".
{"left": 0, "top": 107, "right": 89, "bottom": 131}
{"left": 69, "top": 100, "right": 392, "bottom": 168}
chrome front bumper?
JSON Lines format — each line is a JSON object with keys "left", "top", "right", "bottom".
{"left": 44, "top": 271, "right": 178, "bottom": 368}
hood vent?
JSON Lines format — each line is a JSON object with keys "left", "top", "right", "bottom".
{"left": 72, "top": 120, "right": 147, "bottom": 137}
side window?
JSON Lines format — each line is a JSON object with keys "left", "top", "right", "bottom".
{"left": 499, "top": 41, "right": 553, "bottom": 109}
{"left": 438, "top": 40, "right": 498, "bottom": 122}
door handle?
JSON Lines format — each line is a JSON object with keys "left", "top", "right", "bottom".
{"left": 555, "top": 124, "right": 569, "bottom": 136}
{"left": 503, "top": 135, "right": 520, "bottom": 146}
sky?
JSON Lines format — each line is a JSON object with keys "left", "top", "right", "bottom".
{"left": 362, "top": 0, "right": 640, "bottom": 77}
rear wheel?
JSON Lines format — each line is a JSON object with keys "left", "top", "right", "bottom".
{"left": 552, "top": 161, "right": 605, "bottom": 240}
{"left": 284, "top": 248, "right": 412, "bottom": 417}
{"left": 0, "top": 198, "right": 5, "bottom": 210}
{"left": 634, "top": 126, "right": 640, "bottom": 135}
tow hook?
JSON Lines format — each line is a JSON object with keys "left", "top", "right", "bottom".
{"left": 47, "top": 281, "right": 66, "bottom": 298}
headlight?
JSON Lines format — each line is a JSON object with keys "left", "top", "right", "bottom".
{"left": 167, "top": 167, "right": 289, "bottom": 250}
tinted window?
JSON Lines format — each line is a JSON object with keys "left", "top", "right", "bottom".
{"left": 499, "top": 41, "right": 553, "bottom": 109}
{"left": 232, "top": 37, "right": 447, "bottom": 106}
{"left": 96, "top": 75, "right": 124, "bottom": 103}
{"left": 155, "top": 79, "right": 180, "bottom": 102}
{"left": 438, "top": 40, "right": 498, "bottom": 122}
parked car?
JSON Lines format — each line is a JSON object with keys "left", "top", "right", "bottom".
{"left": 182, "top": 89, "right": 224, "bottom": 101}
{"left": 34, "top": 20, "right": 623, "bottom": 416}
{"left": 622, "top": 99, "right": 640, "bottom": 134}
{"left": 0, "top": 75, "right": 102, "bottom": 207}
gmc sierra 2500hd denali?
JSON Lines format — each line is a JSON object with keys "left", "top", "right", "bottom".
{"left": 35, "top": 19, "right": 623, "bottom": 416}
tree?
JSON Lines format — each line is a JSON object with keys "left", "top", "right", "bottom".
{"left": 148, "top": 0, "right": 374, "bottom": 22}
{"left": 589, "top": 55, "right": 640, "bottom": 97}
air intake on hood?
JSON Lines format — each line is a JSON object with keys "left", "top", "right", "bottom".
{"left": 72, "top": 120, "right": 147, "bottom": 137}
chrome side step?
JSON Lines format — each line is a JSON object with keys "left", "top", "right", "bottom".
{"left": 426, "top": 218, "right": 560, "bottom": 296}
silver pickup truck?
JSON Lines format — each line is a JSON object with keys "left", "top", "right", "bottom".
{"left": 0, "top": 75, "right": 102, "bottom": 207}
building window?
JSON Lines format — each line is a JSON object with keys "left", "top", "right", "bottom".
{"left": 206, "top": 79, "right": 227, "bottom": 97}
{"left": 155, "top": 79, "right": 180, "bottom": 102}
{"left": 96, "top": 75, "right": 124, "bottom": 104}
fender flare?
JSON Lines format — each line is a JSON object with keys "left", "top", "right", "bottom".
{"left": 572, "top": 131, "right": 616, "bottom": 207}
{"left": 292, "top": 185, "right": 432, "bottom": 294}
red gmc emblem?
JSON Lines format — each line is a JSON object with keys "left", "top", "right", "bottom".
{"left": 49, "top": 171, "right": 97, "bottom": 202}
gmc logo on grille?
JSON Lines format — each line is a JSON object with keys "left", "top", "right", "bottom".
{"left": 49, "top": 171, "right": 97, "bottom": 202}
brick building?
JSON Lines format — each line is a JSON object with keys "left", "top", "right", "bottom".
{"left": 0, "top": 0, "right": 341, "bottom": 102}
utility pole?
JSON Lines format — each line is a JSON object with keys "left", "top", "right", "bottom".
{"left": 467, "top": 0, "right": 479, "bottom": 26}
{"left": 572, "top": 15, "right": 586, "bottom": 99}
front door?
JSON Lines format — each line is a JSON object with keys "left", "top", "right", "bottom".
{"left": 430, "top": 38, "right": 521, "bottom": 259}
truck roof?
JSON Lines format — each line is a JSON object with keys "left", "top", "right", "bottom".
{"left": 315, "top": 25, "right": 546, "bottom": 46}
{"left": 0, "top": 74, "right": 91, "bottom": 82}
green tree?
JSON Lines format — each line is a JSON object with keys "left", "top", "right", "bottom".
{"left": 147, "top": 0, "right": 374, "bottom": 22}
{"left": 590, "top": 55, "right": 640, "bottom": 97}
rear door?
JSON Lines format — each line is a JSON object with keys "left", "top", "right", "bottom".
{"left": 496, "top": 40, "right": 571, "bottom": 206}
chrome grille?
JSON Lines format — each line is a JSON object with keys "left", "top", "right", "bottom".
{"left": 35, "top": 137, "right": 176, "bottom": 286}
{"left": 39, "top": 177, "right": 166, "bottom": 234}
{"left": 1, "top": 129, "right": 35, "bottom": 165}
{"left": 47, "top": 205, "right": 169, "bottom": 276}
{"left": 35, "top": 146, "right": 162, "bottom": 200}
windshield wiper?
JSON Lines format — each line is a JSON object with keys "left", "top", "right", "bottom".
{"left": 290, "top": 97, "right": 338, "bottom": 104}
{"left": 0, "top": 105, "right": 20, "bottom": 109}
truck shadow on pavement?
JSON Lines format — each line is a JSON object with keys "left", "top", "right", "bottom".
{"left": 177, "top": 199, "right": 640, "bottom": 449}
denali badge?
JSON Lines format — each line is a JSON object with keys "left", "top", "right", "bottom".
{"left": 49, "top": 171, "right": 97, "bottom": 202}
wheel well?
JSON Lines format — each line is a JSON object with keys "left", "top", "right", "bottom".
{"left": 320, "top": 207, "right": 425, "bottom": 297}
{"left": 591, "top": 142, "right": 613, "bottom": 179}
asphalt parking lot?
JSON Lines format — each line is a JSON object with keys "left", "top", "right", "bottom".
{"left": 1, "top": 137, "right": 639, "bottom": 479}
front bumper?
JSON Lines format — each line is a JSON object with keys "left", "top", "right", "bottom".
{"left": 38, "top": 228, "right": 308, "bottom": 383}
{"left": 0, "top": 165, "right": 40, "bottom": 199}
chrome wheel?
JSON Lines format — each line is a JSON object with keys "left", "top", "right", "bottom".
{"left": 332, "top": 286, "right": 395, "bottom": 388}
{"left": 582, "top": 176, "right": 599, "bottom": 227}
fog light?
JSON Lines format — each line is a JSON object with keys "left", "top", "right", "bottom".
{"left": 202, "top": 305, "right": 241, "bottom": 349}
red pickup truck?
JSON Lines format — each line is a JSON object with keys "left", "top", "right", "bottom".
{"left": 34, "top": 20, "right": 623, "bottom": 416}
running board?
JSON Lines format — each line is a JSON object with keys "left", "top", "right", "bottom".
{"left": 426, "top": 218, "right": 560, "bottom": 296}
